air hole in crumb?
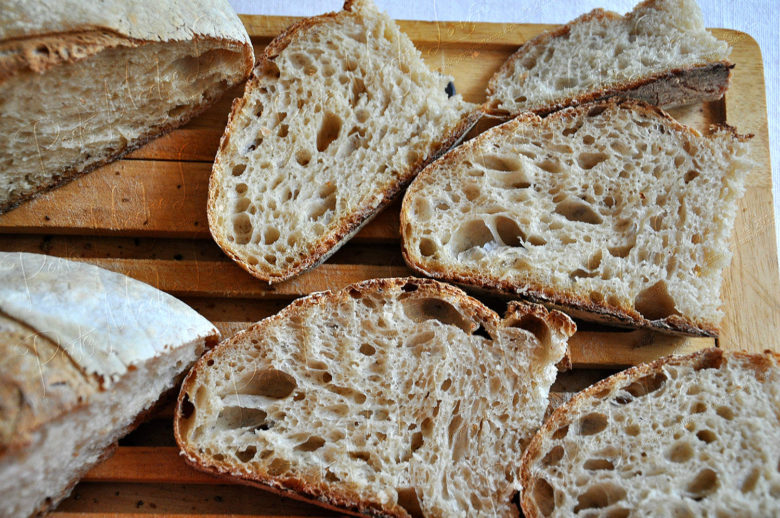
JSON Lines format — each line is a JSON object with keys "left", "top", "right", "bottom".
{"left": 536, "top": 159, "right": 563, "bottom": 174}
{"left": 542, "top": 445, "right": 564, "bottom": 466}
{"left": 232, "top": 214, "right": 253, "bottom": 244}
{"left": 180, "top": 393, "right": 195, "bottom": 419}
{"left": 532, "top": 478, "right": 556, "bottom": 516}
{"left": 231, "top": 164, "right": 246, "bottom": 176}
{"left": 555, "top": 198, "right": 603, "bottom": 224}
{"left": 295, "top": 149, "right": 312, "bottom": 166}
{"left": 583, "top": 135, "right": 595, "bottom": 145}
{"left": 264, "top": 227, "right": 280, "bottom": 245}
{"left": 396, "top": 487, "right": 424, "bottom": 518}
{"left": 624, "top": 372, "right": 667, "bottom": 398}
{"left": 295, "top": 436, "right": 326, "bottom": 452}
{"left": 691, "top": 401, "right": 707, "bottom": 414}
{"left": 472, "top": 324, "right": 493, "bottom": 340}
{"left": 634, "top": 280, "right": 679, "bottom": 320}
{"left": 235, "top": 183, "right": 248, "bottom": 195}
{"left": 579, "top": 413, "right": 608, "bottom": 436}
{"left": 236, "top": 446, "right": 257, "bottom": 462}
{"left": 217, "top": 407, "right": 269, "bottom": 430}
{"left": 476, "top": 155, "right": 521, "bottom": 172}
{"left": 419, "top": 238, "right": 437, "bottom": 257}
{"left": 441, "top": 378, "right": 452, "bottom": 391}
{"left": 552, "top": 425, "right": 568, "bottom": 440}
{"left": 317, "top": 112, "right": 342, "bottom": 152}
{"left": 267, "top": 457, "right": 290, "bottom": 476}
{"left": 586, "top": 105, "right": 607, "bottom": 117}
{"left": 322, "top": 372, "right": 332, "bottom": 383}
{"left": 577, "top": 152, "right": 608, "bottom": 170}
{"left": 451, "top": 219, "right": 493, "bottom": 253}
{"left": 684, "top": 170, "right": 700, "bottom": 183}
{"left": 509, "top": 314, "right": 550, "bottom": 346}
{"left": 359, "top": 343, "right": 376, "bottom": 356}
{"left": 716, "top": 406, "right": 734, "bottom": 420}
{"left": 667, "top": 441, "right": 694, "bottom": 463}
{"left": 494, "top": 215, "right": 526, "bottom": 247}
{"left": 583, "top": 458, "right": 614, "bottom": 471}
{"left": 696, "top": 430, "right": 717, "bottom": 443}
{"left": 687, "top": 468, "right": 719, "bottom": 500}
{"left": 238, "top": 369, "right": 297, "bottom": 398}
{"left": 411, "top": 431, "right": 424, "bottom": 453}
{"left": 573, "top": 482, "right": 626, "bottom": 512}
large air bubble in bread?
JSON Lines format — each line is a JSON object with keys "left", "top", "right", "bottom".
{"left": 401, "top": 99, "right": 752, "bottom": 336}
{"left": 175, "top": 277, "right": 576, "bottom": 518}
{"left": 208, "top": 0, "right": 476, "bottom": 284}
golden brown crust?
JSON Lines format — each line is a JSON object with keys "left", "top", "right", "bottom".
{"left": 175, "top": 276, "right": 570, "bottom": 518}
{"left": 518, "top": 348, "right": 780, "bottom": 518}
{"left": 402, "top": 98, "right": 750, "bottom": 337}
{"left": 483, "top": 5, "right": 733, "bottom": 118}
{"left": 207, "top": 2, "right": 481, "bottom": 284}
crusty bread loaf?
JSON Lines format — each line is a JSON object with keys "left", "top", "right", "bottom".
{"left": 484, "top": 0, "right": 732, "bottom": 118}
{"left": 401, "top": 99, "right": 752, "bottom": 336}
{"left": 207, "top": 0, "right": 478, "bottom": 284}
{"left": 0, "top": 0, "right": 253, "bottom": 214}
{"left": 0, "top": 252, "right": 220, "bottom": 517}
{"left": 175, "top": 277, "right": 575, "bottom": 517}
{"left": 520, "top": 348, "right": 780, "bottom": 517}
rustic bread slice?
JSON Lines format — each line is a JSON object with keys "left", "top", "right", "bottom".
{"left": 207, "top": 0, "right": 477, "bottom": 284}
{"left": 484, "top": 0, "right": 732, "bottom": 118}
{"left": 0, "top": 0, "right": 253, "bottom": 214}
{"left": 175, "top": 277, "right": 575, "bottom": 518}
{"left": 401, "top": 99, "right": 752, "bottom": 336}
{"left": 0, "top": 252, "right": 219, "bottom": 517}
{"left": 520, "top": 348, "right": 780, "bottom": 517}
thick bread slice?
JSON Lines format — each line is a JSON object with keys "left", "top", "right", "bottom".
{"left": 0, "top": 252, "right": 220, "bottom": 517}
{"left": 174, "top": 277, "right": 575, "bottom": 518}
{"left": 207, "top": 0, "right": 478, "bottom": 284}
{"left": 0, "top": 0, "right": 253, "bottom": 214}
{"left": 520, "top": 348, "right": 780, "bottom": 517}
{"left": 401, "top": 99, "right": 752, "bottom": 336}
{"left": 484, "top": 0, "right": 731, "bottom": 118}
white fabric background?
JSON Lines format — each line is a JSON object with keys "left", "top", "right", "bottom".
{"left": 230, "top": 0, "right": 779, "bottom": 262}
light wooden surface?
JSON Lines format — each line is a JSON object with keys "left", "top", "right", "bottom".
{"left": 0, "top": 14, "right": 772, "bottom": 517}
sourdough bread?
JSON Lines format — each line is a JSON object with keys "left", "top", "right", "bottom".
{"left": 521, "top": 348, "right": 780, "bottom": 517}
{"left": 0, "top": 0, "right": 253, "bottom": 214}
{"left": 207, "top": 0, "right": 478, "bottom": 284}
{"left": 401, "top": 99, "right": 752, "bottom": 336}
{"left": 484, "top": 0, "right": 732, "bottom": 118}
{"left": 175, "top": 277, "right": 574, "bottom": 517}
{"left": 0, "top": 252, "right": 220, "bottom": 517}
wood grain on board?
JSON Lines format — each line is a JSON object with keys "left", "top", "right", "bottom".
{"left": 0, "top": 15, "right": 775, "bottom": 517}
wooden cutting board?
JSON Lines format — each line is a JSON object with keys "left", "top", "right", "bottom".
{"left": 0, "top": 14, "right": 775, "bottom": 517}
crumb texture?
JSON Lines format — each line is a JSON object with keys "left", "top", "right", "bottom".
{"left": 486, "top": 0, "right": 730, "bottom": 115}
{"left": 176, "top": 278, "right": 573, "bottom": 518}
{"left": 401, "top": 100, "right": 752, "bottom": 334}
{"left": 208, "top": 0, "right": 473, "bottom": 283}
{"left": 521, "top": 350, "right": 780, "bottom": 517}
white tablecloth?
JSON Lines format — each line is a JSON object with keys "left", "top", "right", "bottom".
{"left": 230, "top": 0, "right": 779, "bottom": 265}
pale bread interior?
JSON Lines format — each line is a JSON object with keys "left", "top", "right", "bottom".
{"left": 177, "top": 279, "right": 572, "bottom": 517}
{"left": 486, "top": 0, "right": 730, "bottom": 115}
{"left": 401, "top": 101, "right": 752, "bottom": 333}
{"left": 208, "top": 0, "right": 473, "bottom": 282}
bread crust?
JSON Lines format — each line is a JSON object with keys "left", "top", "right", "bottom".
{"left": 518, "top": 348, "right": 780, "bottom": 518}
{"left": 175, "top": 276, "right": 573, "bottom": 518}
{"left": 206, "top": 1, "right": 481, "bottom": 284}
{"left": 483, "top": 6, "right": 733, "bottom": 118}
{"left": 401, "top": 98, "right": 751, "bottom": 337}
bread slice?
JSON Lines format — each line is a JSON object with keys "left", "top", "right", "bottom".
{"left": 0, "top": 0, "right": 253, "bottom": 214}
{"left": 401, "top": 99, "right": 752, "bottom": 336}
{"left": 207, "top": 0, "right": 478, "bottom": 284}
{"left": 174, "top": 277, "right": 575, "bottom": 518}
{"left": 0, "top": 252, "right": 220, "bottom": 517}
{"left": 520, "top": 348, "right": 780, "bottom": 517}
{"left": 484, "top": 0, "right": 732, "bottom": 118}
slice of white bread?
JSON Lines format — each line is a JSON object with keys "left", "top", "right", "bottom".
{"left": 174, "top": 277, "right": 575, "bottom": 517}
{"left": 207, "top": 0, "right": 478, "bottom": 284}
{"left": 0, "top": 0, "right": 253, "bottom": 214}
{"left": 401, "top": 99, "right": 752, "bottom": 336}
{"left": 520, "top": 348, "right": 780, "bottom": 517}
{"left": 484, "top": 0, "right": 732, "bottom": 118}
{"left": 0, "top": 252, "right": 220, "bottom": 517}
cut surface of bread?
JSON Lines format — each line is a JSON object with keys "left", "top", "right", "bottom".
{"left": 0, "top": 0, "right": 253, "bottom": 214}
{"left": 520, "top": 348, "right": 780, "bottom": 517}
{"left": 401, "top": 99, "right": 752, "bottom": 336}
{"left": 0, "top": 252, "right": 220, "bottom": 517}
{"left": 208, "top": 0, "right": 477, "bottom": 284}
{"left": 175, "top": 277, "right": 575, "bottom": 518}
{"left": 485, "top": 0, "right": 731, "bottom": 117}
